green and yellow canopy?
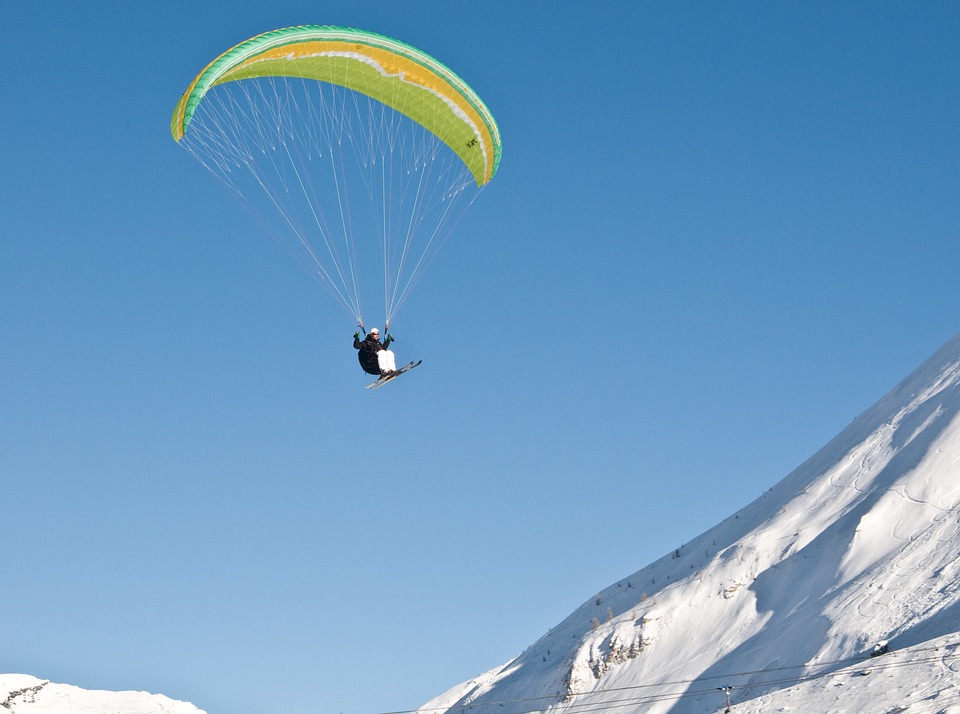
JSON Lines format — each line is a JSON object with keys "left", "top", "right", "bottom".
{"left": 171, "top": 25, "right": 501, "bottom": 186}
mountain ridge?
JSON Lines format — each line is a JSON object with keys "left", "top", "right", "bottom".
{"left": 0, "top": 674, "right": 204, "bottom": 713}
{"left": 420, "top": 332, "right": 960, "bottom": 713}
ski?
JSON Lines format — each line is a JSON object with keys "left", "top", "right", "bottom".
{"left": 365, "top": 360, "right": 422, "bottom": 390}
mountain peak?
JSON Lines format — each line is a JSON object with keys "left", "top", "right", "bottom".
{"left": 422, "top": 332, "right": 960, "bottom": 713}
{"left": 0, "top": 674, "right": 204, "bottom": 713}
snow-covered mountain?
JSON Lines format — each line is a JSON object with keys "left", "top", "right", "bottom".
{"left": 0, "top": 674, "right": 204, "bottom": 713}
{"left": 421, "top": 333, "right": 960, "bottom": 714}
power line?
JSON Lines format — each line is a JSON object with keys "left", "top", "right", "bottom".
{"left": 371, "top": 641, "right": 959, "bottom": 714}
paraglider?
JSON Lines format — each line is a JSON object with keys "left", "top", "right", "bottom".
{"left": 352, "top": 327, "right": 421, "bottom": 389}
{"left": 354, "top": 327, "right": 395, "bottom": 378}
{"left": 171, "top": 25, "right": 501, "bottom": 384}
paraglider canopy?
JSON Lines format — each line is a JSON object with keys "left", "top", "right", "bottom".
{"left": 171, "top": 25, "right": 501, "bottom": 329}
{"left": 172, "top": 25, "right": 501, "bottom": 186}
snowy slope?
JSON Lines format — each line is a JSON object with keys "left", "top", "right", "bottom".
{"left": 0, "top": 674, "right": 204, "bottom": 713}
{"left": 420, "top": 333, "right": 960, "bottom": 714}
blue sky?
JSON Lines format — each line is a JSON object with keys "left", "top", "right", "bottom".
{"left": 2, "top": 3, "right": 958, "bottom": 713}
